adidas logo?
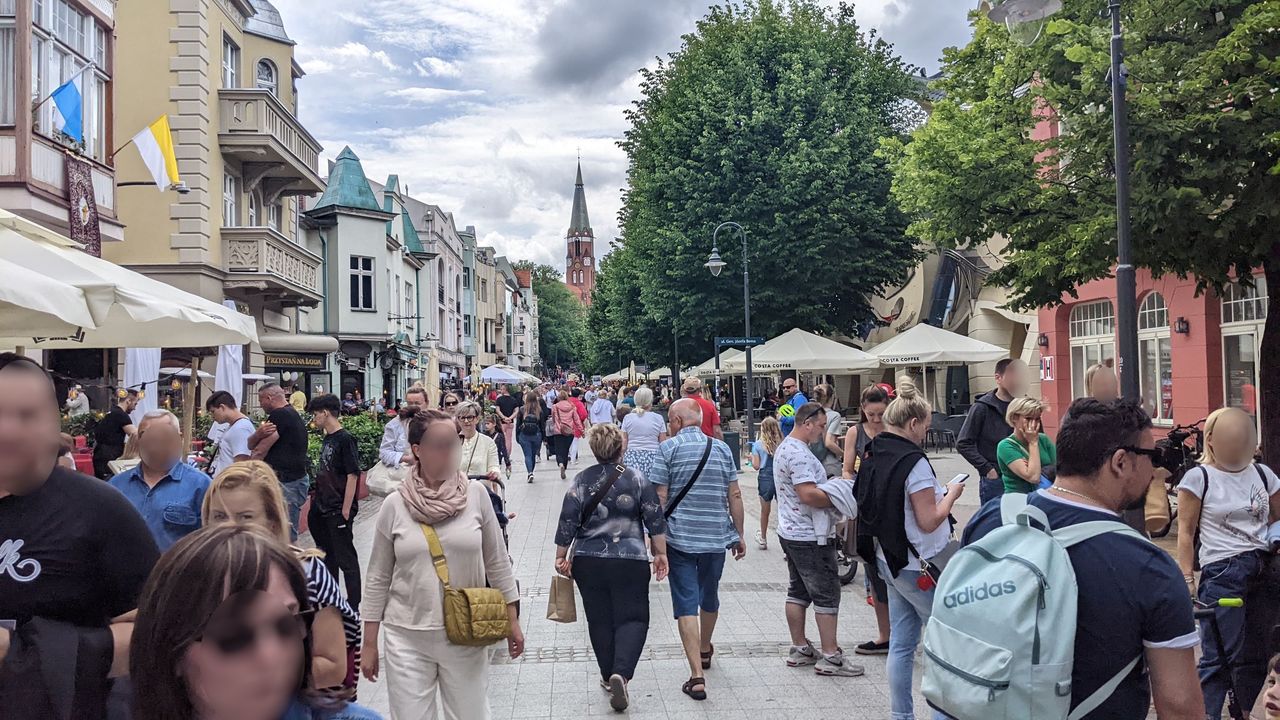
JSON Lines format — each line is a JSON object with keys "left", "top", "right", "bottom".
{"left": 942, "top": 581, "right": 1017, "bottom": 608}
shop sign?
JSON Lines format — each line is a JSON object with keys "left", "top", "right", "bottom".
{"left": 264, "top": 353, "right": 328, "bottom": 370}
{"left": 1040, "top": 356, "right": 1054, "bottom": 382}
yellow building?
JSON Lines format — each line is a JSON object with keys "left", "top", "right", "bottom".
{"left": 110, "top": 0, "right": 334, "bottom": 389}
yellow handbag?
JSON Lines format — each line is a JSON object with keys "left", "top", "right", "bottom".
{"left": 419, "top": 524, "right": 510, "bottom": 646}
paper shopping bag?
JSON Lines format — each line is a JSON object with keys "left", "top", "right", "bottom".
{"left": 546, "top": 574, "right": 577, "bottom": 623}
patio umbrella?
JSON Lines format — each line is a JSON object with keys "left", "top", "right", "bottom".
{"left": 722, "top": 328, "right": 878, "bottom": 373}
{"left": 0, "top": 257, "right": 99, "bottom": 337}
{"left": 426, "top": 348, "right": 441, "bottom": 408}
{"left": 868, "top": 322, "right": 1007, "bottom": 402}
{"left": 691, "top": 349, "right": 744, "bottom": 376}
{"left": 214, "top": 300, "right": 246, "bottom": 407}
{"left": 481, "top": 364, "right": 534, "bottom": 384}
{"left": 161, "top": 367, "right": 216, "bottom": 379}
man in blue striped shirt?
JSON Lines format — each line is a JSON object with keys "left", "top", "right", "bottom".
{"left": 647, "top": 399, "right": 745, "bottom": 702}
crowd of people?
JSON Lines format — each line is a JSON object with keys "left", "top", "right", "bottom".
{"left": 8, "top": 348, "right": 1280, "bottom": 720}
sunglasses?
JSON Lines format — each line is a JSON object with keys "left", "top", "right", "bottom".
{"left": 1118, "top": 446, "right": 1161, "bottom": 461}
{"left": 444, "top": 401, "right": 458, "bottom": 407}
{"left": 200, "top": 610, "right": 312, "bottom": 656}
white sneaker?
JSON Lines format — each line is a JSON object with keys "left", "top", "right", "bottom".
{"left": 815, "top": 651, "right": 865, "bottom": 677}
{"left": 787, "top": 642, "right": 819, "bottom": 667}
{"left": 754, "top": 530, "right": 768, "bottom": 550}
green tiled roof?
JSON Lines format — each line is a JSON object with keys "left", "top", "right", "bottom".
{"left": 378, "top": 173, "right": 425, "bottom": 253}
{"left": 402, "top": 212, "right": 425, "bottom": 253}
{"left": 313, "top": 146, "right": 383, "bottom": 213}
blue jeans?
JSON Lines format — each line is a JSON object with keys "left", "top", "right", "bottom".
{"left": 280, "top": 476, "right": 310, "bottom": 541}
{"left": 1198, "top": 550, "right": 1268, "bottom": 719}
{"left": 517, "top": 431, "right": 541, "bottom": 474}
{"left": 878, "top": 557, "right": 949, "bottom": 720}
{"left": 667, "top": 546, "right": 726, "bottom": 618}
{"left": 978, "top": 476, "right": 1003, "bottom": 506}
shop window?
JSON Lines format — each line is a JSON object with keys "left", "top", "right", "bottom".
{"left": 1069, "top": 300, "right": 1115, "bottom": 399}
{"left": 1138, "top": 292, "right": 1172, "bottom": 423}
{"left": 1222, "top": 276, "right": 1268, "bottom": 421}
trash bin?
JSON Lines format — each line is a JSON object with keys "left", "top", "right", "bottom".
{"left": 723, "top": 430, "right": 741, "bottom": 470}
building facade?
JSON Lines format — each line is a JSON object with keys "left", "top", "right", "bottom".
{"left": 513, "top": 266, "right": 539, "bottom": 372}
{"left": 565, "top": 160, "right": 595, "bottom": 304}
{"left": 1, "top": 0, "right": 123, "bottom": 242}
{"left": 474, "top": 245, "right": 499, "bottom": 367}
{"left": 111, "top": 0, "right": 334, "bottom": 391}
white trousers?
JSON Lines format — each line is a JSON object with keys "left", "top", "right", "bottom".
{"left": 383, "top": 625, "right": 491, "bottom": 720}
{"left": 569, "top": 436, "right": 579, "bottom": 461}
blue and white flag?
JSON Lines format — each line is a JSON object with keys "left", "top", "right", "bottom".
{"left": 51, "top": 79, "right": 82, "bottom": 143}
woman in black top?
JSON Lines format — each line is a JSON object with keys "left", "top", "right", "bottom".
{"left": 515, "top": 391, "right": 546, "bottom": 483}
{"left": 841, "top": 383, "right": 892, "bottom": 655}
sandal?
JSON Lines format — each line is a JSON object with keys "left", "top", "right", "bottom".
{"left": 700, "top": 644, "right": 714, "bottom": 669}
{"left": 681, "top": 676, "right": 707, "bottom": 701}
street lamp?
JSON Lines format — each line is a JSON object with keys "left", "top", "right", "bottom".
{"left": 987, "top": 0, "right": 1139, "bottom": 400}
{"left": 707, "top": 221, "right": 754, "bottom": 445}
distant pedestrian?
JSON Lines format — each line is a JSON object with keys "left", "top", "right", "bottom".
{"left": 64, "top": 384, "right": 90, "bottom": 416}
{"left": 307, "top": 393, "right": 363, "bottom": 611}
{"left": 958, "top": 358, "right": 1027, "bottom": 505}
{"left": 555, "top": 423, "right": 668, "bottom": 712}
{"left": 551, "top": 392, "right": 583, "bottom": 478}
{"left": 568, "top": 388, "right": 588, "bottom": 463}
{"left": 680, "top": 377, "right": 723, "bottom": 440}
{"left": 621, "top": 387, "right": 668, "bottom": 480}
{"left": 516, "top": 390, "right": 546, "bottom": 483}
{"left": 778, "top": 379, "right": 807, "bottom": 437}
{"left": 93, "top": 388, "right": 138, "bottom": 479}
{"left": 590, "top": 389, "right": 616, "bottom": 426}
{"left": 109, "top": 409, "right": 209, "bottom": 551}
{"left": 808, "top": 383, "right": 844, "bottom": 478}
{"left": 751, "top": 416, "right": 782, "bottom": 550}
{"left": 841, "top": 383, "right": 892, "bottom": 657}
{"left": 249, "top": 383, "right": 310, "bottom": 539}
{"left": 495, "top": 385, "right": 521, "bottom": 475}
{"left": 289, "top": 383, "right": 308, "bottom": 413}
{"left": 647, "top": 398, "right": 745, "bottom": 702}
{"left": 376, "top": 386, "right": 427, "bottom": 487}
{"left": 206, "top": 390, "right": 254, "bottom": 477}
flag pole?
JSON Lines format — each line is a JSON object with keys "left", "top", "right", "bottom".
{"left": 32, "top": 62, "right": 95, "bottom": 112}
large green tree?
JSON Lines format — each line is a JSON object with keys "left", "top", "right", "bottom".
{"left": 516, "top": 262, "right": 585, "bottom": 369}
{"left": 884, "top": 1, "right": 1280, "bottom": 454}
{"left": 602, "top": 0, "right": 924, "bottom": 369}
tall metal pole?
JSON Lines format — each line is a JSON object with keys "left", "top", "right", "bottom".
{"left": 740, "top": 230, "right": 754, "bottom": 446}
{"left": 1110, "top": 0, "right": 1139, "bottom": 399}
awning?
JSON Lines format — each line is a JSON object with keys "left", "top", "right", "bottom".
{"left": 722, "top": 328, "right": 879, "bottom": 373}
{"left": 259, "top": 333, "right": 339, "bottom": 354}
{"left": 868, "top": 322, "right": 1007, "bottom": 366}
{"left": 975, "top": 300, "right": 1035, "bottom": 325}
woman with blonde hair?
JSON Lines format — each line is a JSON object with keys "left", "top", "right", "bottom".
{"left": 621, "top": 386, "right": 667, "bottom": 480}
{"left": 455, "top": 400, "right": 504, "bottom": 491}
{"left": 854, "top": 377, "right": 963, "bottom": 720}
{"left": 996, "top": 397, "right": 1057, "bottom": 494}
{"left": 1177, "top": 407, "right": 1280, "bottom": 718}
{"left": 201, "top": 460, "right": 361, "bottom": 698}
{"left": 808, "top": 383, "right": 844, "bottom": 478}
{"left": 750, "top": 416, "right": 783, "bottom": 550}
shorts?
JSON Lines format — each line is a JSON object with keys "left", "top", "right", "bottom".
{"left": 863, "top": 557, "right": 888, "bottom": 604}
{"left": 779, "top": 537, "right": 841, "bottom": 614}
{"left": 757, "top": 465, "right": 776, "bottom": 502}
{"left": 667, "top": 546, "right": 726, "bottom": 618}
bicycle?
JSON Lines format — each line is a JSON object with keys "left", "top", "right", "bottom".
{"left": 1194, "top": 597, "right": 1248, "bottom": 720}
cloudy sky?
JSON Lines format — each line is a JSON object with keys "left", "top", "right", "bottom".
{"left": 273, "top": 0, "right": 976, "bottom": 272}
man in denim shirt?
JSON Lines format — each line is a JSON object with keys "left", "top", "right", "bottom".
{"left": 109, "top": 410, "right": 209, "bottom": 551}
{"left": 647, "top": 399, "right": 745, "bottom": 702}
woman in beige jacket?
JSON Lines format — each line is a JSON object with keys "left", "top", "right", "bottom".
{"left": 361, "top": 409, "right": 524, "bottom": 720}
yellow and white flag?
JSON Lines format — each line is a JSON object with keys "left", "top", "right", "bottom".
{"left": 131, "top": 115, "right": 180, "bottom": 191}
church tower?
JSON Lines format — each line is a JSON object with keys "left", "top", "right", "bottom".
{"left": 565, "top": 160, "right": 595, "bottom": 304}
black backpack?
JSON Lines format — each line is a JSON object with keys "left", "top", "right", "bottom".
{"left": 520, "top": 409, "right": 541, "bottom": 435}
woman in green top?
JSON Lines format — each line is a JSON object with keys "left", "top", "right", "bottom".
{"left": 996, "top": 397, "right": 1057, "bottom": 494}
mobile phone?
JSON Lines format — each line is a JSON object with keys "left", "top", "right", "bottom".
{"left": 949, "top": 473, "right": 969, "bottom": 486}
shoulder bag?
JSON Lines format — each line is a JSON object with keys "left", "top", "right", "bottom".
{"left": 547, "top": 463, "right": 627, "bottom": 624}
{"left": 419, "top": 524, "right": 511, "bottom": 646}
{"left": 664, "top": 438, "right": 714, "bottom": 519}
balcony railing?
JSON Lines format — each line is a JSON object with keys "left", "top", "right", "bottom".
{"left": 218, "top": 89, "right": 324, "bottom": 195}
{"left": 223, "top": 226, "right": 323, "bottom": 306}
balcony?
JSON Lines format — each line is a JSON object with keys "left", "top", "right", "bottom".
{"left": 218, "top": 89, "right": 324, "bottom": 197}
{"left": 223, "top": 226, "right": 323, "bottom": 307}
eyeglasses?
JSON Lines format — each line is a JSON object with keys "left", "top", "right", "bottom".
{"left": 200, "top": 610, "right": 312, "bottom": 656}
{"left": 458, "top": 415, "right": 478, "bottom": 421}
{"left": 782, "top": 384, "right": 796, "bottom": 390}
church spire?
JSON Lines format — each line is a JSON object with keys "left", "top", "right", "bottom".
{"left": 568, "top": 159, "right": 592, "bottom": 238}
{"left": 565, "top": 158, "right": 596, "bottom": 305}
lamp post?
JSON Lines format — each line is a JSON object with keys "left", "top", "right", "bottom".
{"left": 706, "top": 221, "right": 754, "bottom": 444}
{"left": 988, "top": 0, "right": 1139, "bottom": 400}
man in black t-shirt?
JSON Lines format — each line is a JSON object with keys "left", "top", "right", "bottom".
{"left": 495, "top": 384, "right": 522, "bottom": 471}
{"left": 92, "top": 389, "right": 138, "bottom": 479}
{"left": 963, "top": 398, "right": 1201, "bottom": 720}
{"left": 249, "top": 382, "right": 310, "bottom": 538}
{"left": 0, "top": 353, "right": 159, "bottom": 719}
{"left": 307, "top": 393, "right": 362, "bottom": 609}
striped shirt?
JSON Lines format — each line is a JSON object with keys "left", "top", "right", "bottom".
{"left": 647, "top": 427, "right": 740, "bottom": 554}
{"left": 304, "top": 557, "right": 360, "bottom": 697}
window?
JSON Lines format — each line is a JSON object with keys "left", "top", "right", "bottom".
{"left": 256, "top": 59, "right": 276, "bottom": 95}
{"left": 222, "top": 36, "right": 239, "bottom": 88}
{"left": 479, "top": 278, "right": 487, "bottom": 301}
{"left": 1221, "top": 276, "right": 1268, "bottom": 420}
{"left": 1138, "top": 293, "right": 1172, "bottom": 423}
{"left": 585, "top": 256, "right": 592, "bottom": 266}
{"left": 350, "top": 256, "right": 374, "bottom": 311}
{"left": 28, "top": 3, "right": 109, "bottom": 159}
{"left": 463, "top": 315, "right": 471, "bottom": 336}
{"left": 222, "top": 173, "right": 239, "bottom": 226}
{"left": 463, "top": 267, "right": 470, "bottom": 289}
{"left": 247, "top": 189, "right": 260, "bottom": 226}
{"left": 404, "top": 281, "right": 413, "bottom": 325}
{"left": 0, "top": 23, "right": 13, "bottom": 125}
{"left": 1068, "top": 300, "right": 1116, "bottom": 399}
{"left": 269, "top": 199, "right": 282, "bottom": 231}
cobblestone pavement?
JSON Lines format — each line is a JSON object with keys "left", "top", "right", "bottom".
{"left": 307, "top": 440, "right": 985, "bottom": 719}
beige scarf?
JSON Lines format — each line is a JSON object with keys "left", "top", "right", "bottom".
{"left": 399, "top": 468, "right": 469, "bottom": 524}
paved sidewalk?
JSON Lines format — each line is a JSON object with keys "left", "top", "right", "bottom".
{"left": 311, "top": 442, "right": 984, "bottom": 719}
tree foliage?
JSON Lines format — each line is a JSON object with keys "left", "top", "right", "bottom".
{"left": 516, "top": 261, "right": 585, "bottom": 368}
{"left": 584, "top": 0, "right": 924, "bottom": 373}
{"left": 883, "top": 1, "right": 1280, "bottom": 452}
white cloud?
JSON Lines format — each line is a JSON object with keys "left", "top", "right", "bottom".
{"left": 415, "top": 56, "right": 463, "bottom": 78}
{"left": 387, "top": 87, "right": 486, "bottom": 105}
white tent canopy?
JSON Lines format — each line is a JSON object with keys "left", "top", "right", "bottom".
{"left": 722, "top": 328, "right": 879, "bottom": 373}
{"left": 0, "top": 209, "right": 257, "bottom": 349}
{"left": 868, "top": 322, "right": 1007, "bottom": 366}
{"left": 690, "top": 348, "right": 744, "bottom": 376}
{"left": 601, "top": 369, "right": 627, "bottom": 382}
{"left": 479, "top": 364, "right": 539, "bottom": 384}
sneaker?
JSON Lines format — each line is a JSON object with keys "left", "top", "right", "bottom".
{"left": 786, "top": 642, "right": 819, "bottom": 667}
{"left": 528, "top": 473, "right": 534, "bottom": 484}
{"left": 607, "top": 673, "right": 629, "bottom": 711}
{"left": 815, "top": 652, "right": 865, "bottom": 677}
{"left": 854, "top": 640, "right": 890, "bottom": 656}
{"left": 754, "top": 530, "right": 768, "bottom": 550}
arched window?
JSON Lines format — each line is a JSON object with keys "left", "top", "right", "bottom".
{"left": 1221, "top": 275, "right": 1269, "bottom": 419}
{"left": 1138, "top": 292, "right": 1172, "bottom": 423}
{"left": 256, "top": 59, "right": 277, "bottom": 96}
{"left": 1068, "top": 300, "right": 1115, "bottom": 399}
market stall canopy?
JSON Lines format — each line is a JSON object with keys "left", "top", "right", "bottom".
{"left": 0, "top": 209, "right": 258, "bottom": 349}
{"left": 601, "top": 369, "right": 627, "bottom": 382}
{"left": 722, "top": 328, "right": 878, "bottom": 373}
{"left": 690, "top": 348, "right": 744, "bottom": 377}
{"left": 869, "top": 322, "right": 1007, "bottom": 366}
{"left": 160, "top": 366, "right": 215, "bottom": 379}
{"left": 480, "top": 364, "right": 539, "bottom": 384}
{"left": 644, "top": 367, "right": 672, "bottom": 378}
